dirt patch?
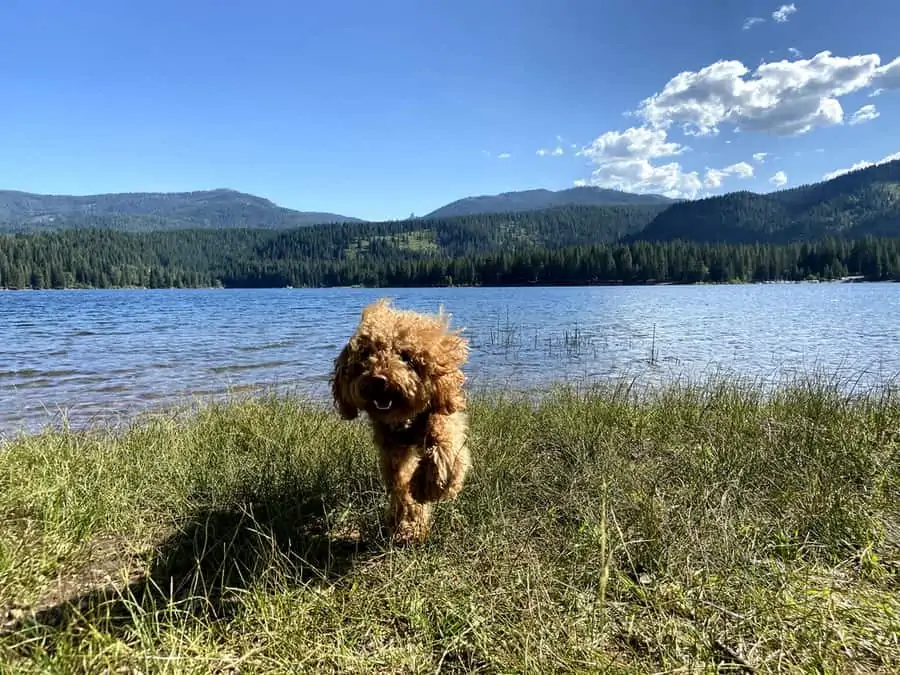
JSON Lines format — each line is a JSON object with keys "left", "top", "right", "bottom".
{"left": 1, "top": 531, "right": 158, "bottom": 635}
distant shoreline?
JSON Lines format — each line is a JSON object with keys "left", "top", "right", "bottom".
{"left": 0, "top": 276, "right": 890, "bottom": 292}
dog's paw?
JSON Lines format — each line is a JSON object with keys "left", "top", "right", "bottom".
{"left": 392, "top": 519, "right": 429, "bottom": 546}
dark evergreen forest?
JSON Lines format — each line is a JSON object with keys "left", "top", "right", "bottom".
{"left": 1, "top": 226, "right": 897, "bottom": 289}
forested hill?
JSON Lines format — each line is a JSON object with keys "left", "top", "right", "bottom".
{"left": 425, "top": 186, "right": 674, "bottom": 218}
{"left": 3, "top": 175, "right": 900, "bottom": 289}
{"left": 0, "top": 203, "right": 669, "bottom": 288}
{"left": 2, "top": 227, "right": 898, "bottom": 289}
{"left": 0, "top": 189, "right": 364, "bottom": 233}
{"left": 633, "top": 159, "right": 900, "bottom": 244}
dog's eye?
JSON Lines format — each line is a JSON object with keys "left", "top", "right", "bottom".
{"left": 356, "top": 346, "right": 371, "bottom": 360}
{"left": 399, "top": 351, "right": 413, "bottom": 364}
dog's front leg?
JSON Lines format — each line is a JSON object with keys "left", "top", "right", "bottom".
{"left": 413, "top": 412, "right": 471, "bottom": 502}
{"left": 380, "top": 446, "right": 433, "bottom": 544}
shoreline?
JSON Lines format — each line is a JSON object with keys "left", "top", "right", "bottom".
{"left": 0, "top": 275, "right": 889, "bottom": 292}
{"left": 5, "top": 372, "right": 899, "bottom": 442}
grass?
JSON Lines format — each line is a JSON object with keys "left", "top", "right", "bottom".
{"left": 345, "top": 230, "right": 440, "bottom": 258}
{"left": 474, "top": 312, "right": 629, "bottom": 362}
{"left": 1, "top": 379, "right": 899, "bottom": 673}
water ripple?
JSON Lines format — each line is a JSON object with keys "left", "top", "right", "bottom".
{"left": 1, "top": 284, "right": 899, "bottom": 436}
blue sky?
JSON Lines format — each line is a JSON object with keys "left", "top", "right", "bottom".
{"left": 1, "top": 0, "right": 898, "bottom": 221}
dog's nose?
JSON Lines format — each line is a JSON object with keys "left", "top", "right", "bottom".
{"left": 366, "top": 375, "right": 388, "bottom": 396}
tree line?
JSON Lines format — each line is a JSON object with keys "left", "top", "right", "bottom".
{"left": 1, "top": 228, "right": 898, "bottom": 289}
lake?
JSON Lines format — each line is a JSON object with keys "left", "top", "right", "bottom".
{"left": 2, "top": 284, "right": 899, "bottom": 436}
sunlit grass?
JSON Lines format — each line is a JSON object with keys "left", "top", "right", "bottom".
{"left": 1, "top": 378, "right": 898, "bottom": 672}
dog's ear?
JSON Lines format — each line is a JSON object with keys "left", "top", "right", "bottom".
{"left": 429, "top": 331, "right": 470, "bottom": 415}
{"left": 331, "top": 344, "right": 359, "bottom": 420}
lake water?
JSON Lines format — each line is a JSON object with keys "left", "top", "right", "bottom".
{"left": 1, "top": 284, "right": 899, "bottom": 436}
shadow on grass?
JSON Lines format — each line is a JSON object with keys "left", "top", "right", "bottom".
{"left": 2, "top": 484, "right": 374, "bottom": 656}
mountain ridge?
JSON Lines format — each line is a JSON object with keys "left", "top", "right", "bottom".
{"left": 3, "top": 159, "right": 900, "bottom": 241}
{"left": 424, "top": 186, "right": 676, "bottom": 219}
{"left": 631, "top": 159, "right": 900, "bottom": 244}
{"left": 0, "top": 188, "right": 365, "bottom": 232}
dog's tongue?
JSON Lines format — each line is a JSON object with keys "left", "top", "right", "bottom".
{"left": 374, "top": 398, "right": 393, "bottom": 411}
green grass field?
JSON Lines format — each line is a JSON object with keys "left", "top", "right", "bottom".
{"left": 1, "top": 379, "right": 899, "bottom": 672}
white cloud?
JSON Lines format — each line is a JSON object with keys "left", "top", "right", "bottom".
{"left": 577, "top": 126, "right": 702, "bottom": 198}
{"left": 743, "top": 17, "right": 765, "bottom": 30}
{"left": 849, "top": 104, "right": 879, "bottom": 126}
{"left": 788, "top": 47, "right": 802, "bottom": 58}
{"left": 497, "top": 152, "right": 511, "bottom": 159}
{"left": 573, "top": 179, "right": 588, "bottom": 187}
{"left": 874, "top": 56, "right": 900, "bottom": 90}
{"left": 822, "top": 151, "right": 900, "bottom": 180}
{"left": 537, "top": 146, "right": 565, "bottom": 157}
{"left": 585, "top": 159, "right": 703, "bottom": 198}
{"left": 704, "top": 161, "right": 755, "bottom": 188}
{"left": 772, "top": 4, "right": 797, "bottom": 23}
{"left": 578, "top": 126, "right": 684, "bottom": 163}
{"left": 573, "top": 48, "right": 900, "bottom": 200}
{"left": 729, "top": 162, "right": 755, "bottom": 178}
{"left": 576, "top": 126, "right": 761, "bottom": 198}
{"left": 637, "top": 50, "right": 899, "bottom": 137}
{"left": 869, "top": 88, "right": 885, "bottom": 97}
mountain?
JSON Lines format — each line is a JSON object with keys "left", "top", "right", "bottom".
{"left": 0, "top": 188, "right": 364, "bottom": 233}
{"left": 5, "top": 158, "right": 899, "bottom": 241}
{"left": 632, "top": 160, "right": 900, "bottom": 244}
{"left": 425, "top": 186, "right": 675, "bottom": 219}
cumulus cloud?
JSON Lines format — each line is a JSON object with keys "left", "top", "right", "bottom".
{"left": 874, "top": 56, "right": 900, "bottom": 90}
{"left": 576, "top": 127, "right": 762, "bottom": 197}
{"left": 585, "top": 160, "right": 703, "bottom": 198}
{"left": 788, "top": 47, "right": 802, "bottom": 58}
{"left": 574, "top": 48, "right": 899, "bottom": 199}
{"left": 578, "top": 126, "right": 684, "bottom": 163}
{"left": 729, "top": 162, "right": 755, "bottom": 178}
{"left": 637, "top": 50, "right": 898, "bottom": 137}
{"left": 536, "top": 147, "right": 565, "bottom": 157}
{"left": 822, "top": 151, "right": 900, "bottom": 180}
{"left": 869, "top": 88, "right": 885, "bottom": 97}
{"left": 772, "top": 4, "right": 797, "bottom": 23}
{"left": 703, "top": 162, "right": 755, "bottom": 188}
{"left": 743, "top": 17, "right": 765, "bottom": 30}
{"left": 576, "top": 126, "right": 702, "bottom": 198}
{"left": 849, "top": 104, "right": 879, "bottom": 126}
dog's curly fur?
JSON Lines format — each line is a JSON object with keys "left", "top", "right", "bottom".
{"left": 330, "top": 299, "right": 471, "bottom": 544}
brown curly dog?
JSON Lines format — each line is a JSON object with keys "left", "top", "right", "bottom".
{"left": 330, "top": 298, "right": 471, "bottom": 544}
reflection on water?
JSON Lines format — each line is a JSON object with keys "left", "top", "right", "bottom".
{"left": 1, "top": 284, "right": 898, "bottom": 435}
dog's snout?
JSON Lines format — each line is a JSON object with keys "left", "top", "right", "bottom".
{"left": 365, "top": 375, "right": 389, "bottom": 396}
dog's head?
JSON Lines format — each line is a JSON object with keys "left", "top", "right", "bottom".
{"left": 331, "top": 299, "right": 469, "bottom": 424}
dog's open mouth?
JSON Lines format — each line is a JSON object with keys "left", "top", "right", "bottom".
{"left": 363, "top": 376, "right": 404, "bottom": 414}
{"left": 373, "top": 397, "right": 393, "bottom": 411}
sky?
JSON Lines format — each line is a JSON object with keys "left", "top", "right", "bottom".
{"left": 1, "top": 0, "right": 899, "bottom": 221}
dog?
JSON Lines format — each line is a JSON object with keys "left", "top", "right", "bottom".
{"left": 330, "top": 299, "right": 471, "bottom": 544}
